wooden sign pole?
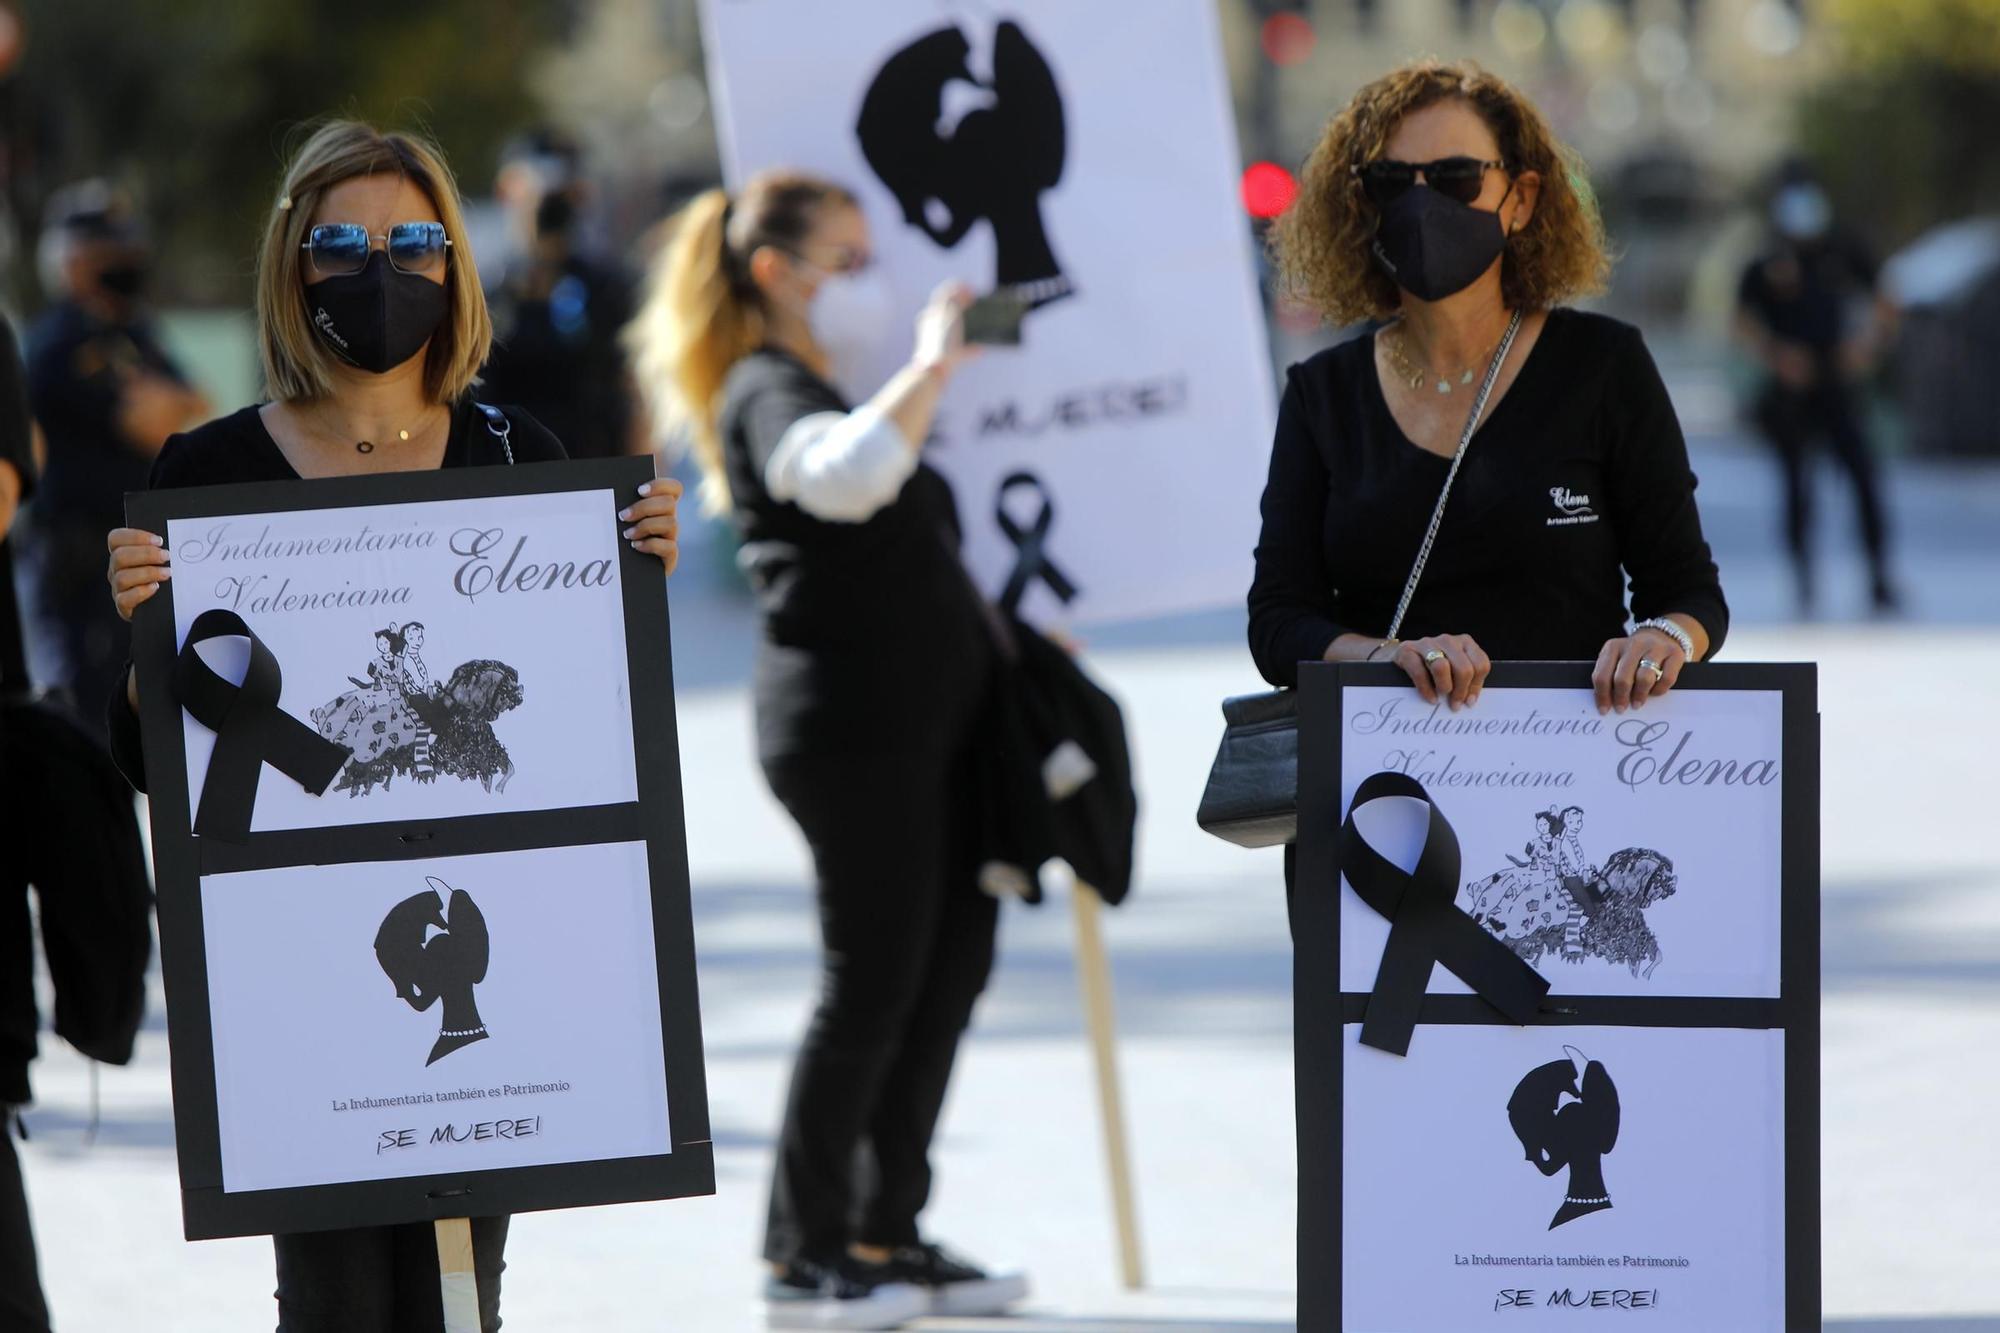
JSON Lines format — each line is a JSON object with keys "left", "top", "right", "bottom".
{"left": 435, "top": 1217, "right": 481, "bottom": 1332}
{"left": 1070, "top": 878, "right": 1145, "bottom": 1289}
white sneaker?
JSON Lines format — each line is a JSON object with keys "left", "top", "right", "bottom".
{"left": 763, "top": 1255, "right": 928, "bottom": 1330}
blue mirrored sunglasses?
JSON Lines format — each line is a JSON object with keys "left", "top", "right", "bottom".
{"left": 301, "top": 222, "right": 451, "bottom": 277}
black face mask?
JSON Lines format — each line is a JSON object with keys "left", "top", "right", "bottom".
{"left": 306, "top": 250, "right": 450, "bottom": 374}
{"left": 97, "top": 262, "right": 148, "bottom": 298}
{"left": 1371, "top": 182, "right": 1511, "bottom": 303}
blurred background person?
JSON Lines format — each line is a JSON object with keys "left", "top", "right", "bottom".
{"left": 0, "top": 299, "right": 49, "bottom": 1333}
{"left": 1734, "top": 161, "right": 1900, "bottom": 615}
{"left": 19, "top": 180, "right": 207, "bottom": 734}
{"left": 629, "top": 172, "right": 1027, "bottom": 1330}
{"left": 3, "top": 301, "right": 153, "bottom": 1333}
{"left": 480, "top": 127, "right": 644, "bottom": 461}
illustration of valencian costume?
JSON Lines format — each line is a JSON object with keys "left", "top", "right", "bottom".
{"left": 1554, "top": 823, "right": 1602, "bottom": 960}
{"left": 399, "top": 648, "right": 436, "bottom": 779}
{"left": 1466, "top": 830, "right": 1563, "bottom": 943}
{"left": 310, "top": 646, "right": 424, "bottom": 769}
{"left": 1465, "top": 809, "right": 1609, "bottom": 954}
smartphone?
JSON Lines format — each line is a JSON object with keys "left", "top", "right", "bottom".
{"left": 962, "top": 293, "right": 1028, "bottom": 346}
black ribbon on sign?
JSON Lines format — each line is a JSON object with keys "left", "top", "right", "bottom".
{"left": 995, "top": 471, "right": 1080, "bottom": 616}
{"left": 172, "top": 609, "right": 351, "bottom": 844}
{"left": 1340, "top": 770, "right": 1551, "bottom": 1055}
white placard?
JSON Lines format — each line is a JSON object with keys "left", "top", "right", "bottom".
{"left": 701, "top": 0, "right": 1276, "bottom": 624}
{"left": 1341, "top": 1024, "right": 1785, "bottom": 1331}
{"left": 166, "top": 489, "right": 638, "bottom": 832}
{"left": 202, "top": 842, "right": 671, "bottom": 1193}
{"left": 1338, "top": 687, "right": 1785, "bottom": 998}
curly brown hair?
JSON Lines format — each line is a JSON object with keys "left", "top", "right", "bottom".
{"left": 1272, "top": 59, "right": 1610, "bottom": 325}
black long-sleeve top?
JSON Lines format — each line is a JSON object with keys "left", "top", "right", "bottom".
{"left": 1247, "top": 308, "right": 1727, "bottom": 688}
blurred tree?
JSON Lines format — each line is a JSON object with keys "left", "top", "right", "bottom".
{"left": 1796, "top": 0, "right": 2000, "bottom": 244}
{"left": 12, "top": 0, "right": 567, "bottom": 307}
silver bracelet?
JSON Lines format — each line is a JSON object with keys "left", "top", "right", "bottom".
{"left": 1634, "top": 617, "right": 1695, "bottom": 662}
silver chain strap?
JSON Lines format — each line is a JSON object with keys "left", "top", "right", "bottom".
{"left": 1383, "top": 308, "right": 1525, "bottom": 640}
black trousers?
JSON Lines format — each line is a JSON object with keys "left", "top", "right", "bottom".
{"left": 272, "top": 1217, "right": 508, "bottom": 1332}
{"left": 1, "top": 1113, "right": 50, "bottom": 1333}
{"left": 1754, "top": 380, "right": 1890, "bottom": 591}
{"left": 760, "top": 748, "right": 1000, "bottom": 1265}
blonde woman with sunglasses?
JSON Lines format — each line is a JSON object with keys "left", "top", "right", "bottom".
{"left": 99, "top": 120, "right": 680, "bottom": 1333}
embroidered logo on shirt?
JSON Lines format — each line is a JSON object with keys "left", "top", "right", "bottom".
{"left": 1547, "top": 486, "right": 1600, "bottom": 527}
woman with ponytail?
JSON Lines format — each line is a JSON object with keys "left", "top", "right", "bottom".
{"left": 630, "top": 174, "right": 1026, "bottom": 1330}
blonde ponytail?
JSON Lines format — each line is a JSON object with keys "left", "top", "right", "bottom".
{"left": 627, "top": 173, "right": 855, "bottom": 514}
{"left": 627, "top": 189, "right": 761, "bottom": 514}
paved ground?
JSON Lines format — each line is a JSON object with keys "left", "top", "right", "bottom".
{"left": 17, "top": 410, "right": 2000, "bottom": 1329}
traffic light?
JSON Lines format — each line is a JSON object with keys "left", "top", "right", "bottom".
{"left": 1252, "top": 0, "right": 1317, "bottom": 66}
{"left": 1241, "top": 161, "right": 1300, "bottom": 220}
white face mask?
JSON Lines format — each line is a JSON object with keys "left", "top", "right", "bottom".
{"left": 804, "top": 265, "right": 898, "bottom": 400}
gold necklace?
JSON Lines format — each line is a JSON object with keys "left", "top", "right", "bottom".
{"left": 1383, "top": 322, "right": 1504, "bottom": 396}
{"left": 308, "top": 405, "right": 440, "bottom": 454}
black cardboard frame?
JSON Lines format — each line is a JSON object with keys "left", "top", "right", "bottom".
{"left": 1293, "top": 661, "right": 1819, "bottom": 1332}
{"left": 127, "top": 458, "right": 714, "bottom": 1240}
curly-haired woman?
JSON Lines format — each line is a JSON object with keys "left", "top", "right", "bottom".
{"left": 1249, "top": 60, "right": 1727, "bottom": 717}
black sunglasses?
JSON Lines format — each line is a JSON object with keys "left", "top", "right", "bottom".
{"left": 301, "top": 222, "right": 451, "bottom": 278}
{"left": 1352, "top": 156, "right": 1506, "bottom": 209}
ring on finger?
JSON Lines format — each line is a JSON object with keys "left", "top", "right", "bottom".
{"left": 1423, "top": 649, "right": 1446, "bottom": 664}
{"left": 1638, "top": 658, "right": 1662, "bottom": 679}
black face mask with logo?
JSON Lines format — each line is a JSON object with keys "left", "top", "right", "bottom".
{"left": 1370, "top": 182, "right": 1513, "bottom": 303}
{"left": 306, "top": 250, "right": 450, "bottom": 374}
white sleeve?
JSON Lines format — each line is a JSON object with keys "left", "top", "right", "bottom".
{"left": 762, "top": 407, "right": 919, "bottom": 524}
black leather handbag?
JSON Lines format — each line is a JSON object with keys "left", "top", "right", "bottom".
{"left": 1195, "top": 312, "right": 1524, "bottom": 848}
{"left": 1194, "top": 688, "right": 1302, "bottom": 848}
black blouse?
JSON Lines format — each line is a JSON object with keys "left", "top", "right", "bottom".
{"left": 1247, "top": 308, "right": 1728, "bottom": 688}
{"left": 105, "top": 400, "right": 563, "bottom": 788}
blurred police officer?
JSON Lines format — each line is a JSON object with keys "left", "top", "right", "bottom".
{"left": 481, "top": 130, "right": 641, "bottom": 461}
{"left": 23, "top": 180, "right": 207, "bottom": 730}
{"left": 1736, "top": 163, "right": 1899, "bottom": 614}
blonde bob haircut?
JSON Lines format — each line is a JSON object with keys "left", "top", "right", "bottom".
{"left": 1274, "top": 59, "right": 1610, "bottom": 326}
{"left": 256, "top": 120, "right": 490, "bottom": 404}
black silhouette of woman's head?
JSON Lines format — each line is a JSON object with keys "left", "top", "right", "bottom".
{"left": 857, "top": 19, "right": 1073, "bottom": 307}
{"left": 374, "top": 625, "right": 405, "bottom": 657}
{"left": 1534, "top": 810, "right": 1564, "bottom": 839}
{"left": 375, "top": 877, "right": 491, "bottom": 1066}
{"left": 1507, "top": 1046, "right": 1620, "bottom": 1229}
